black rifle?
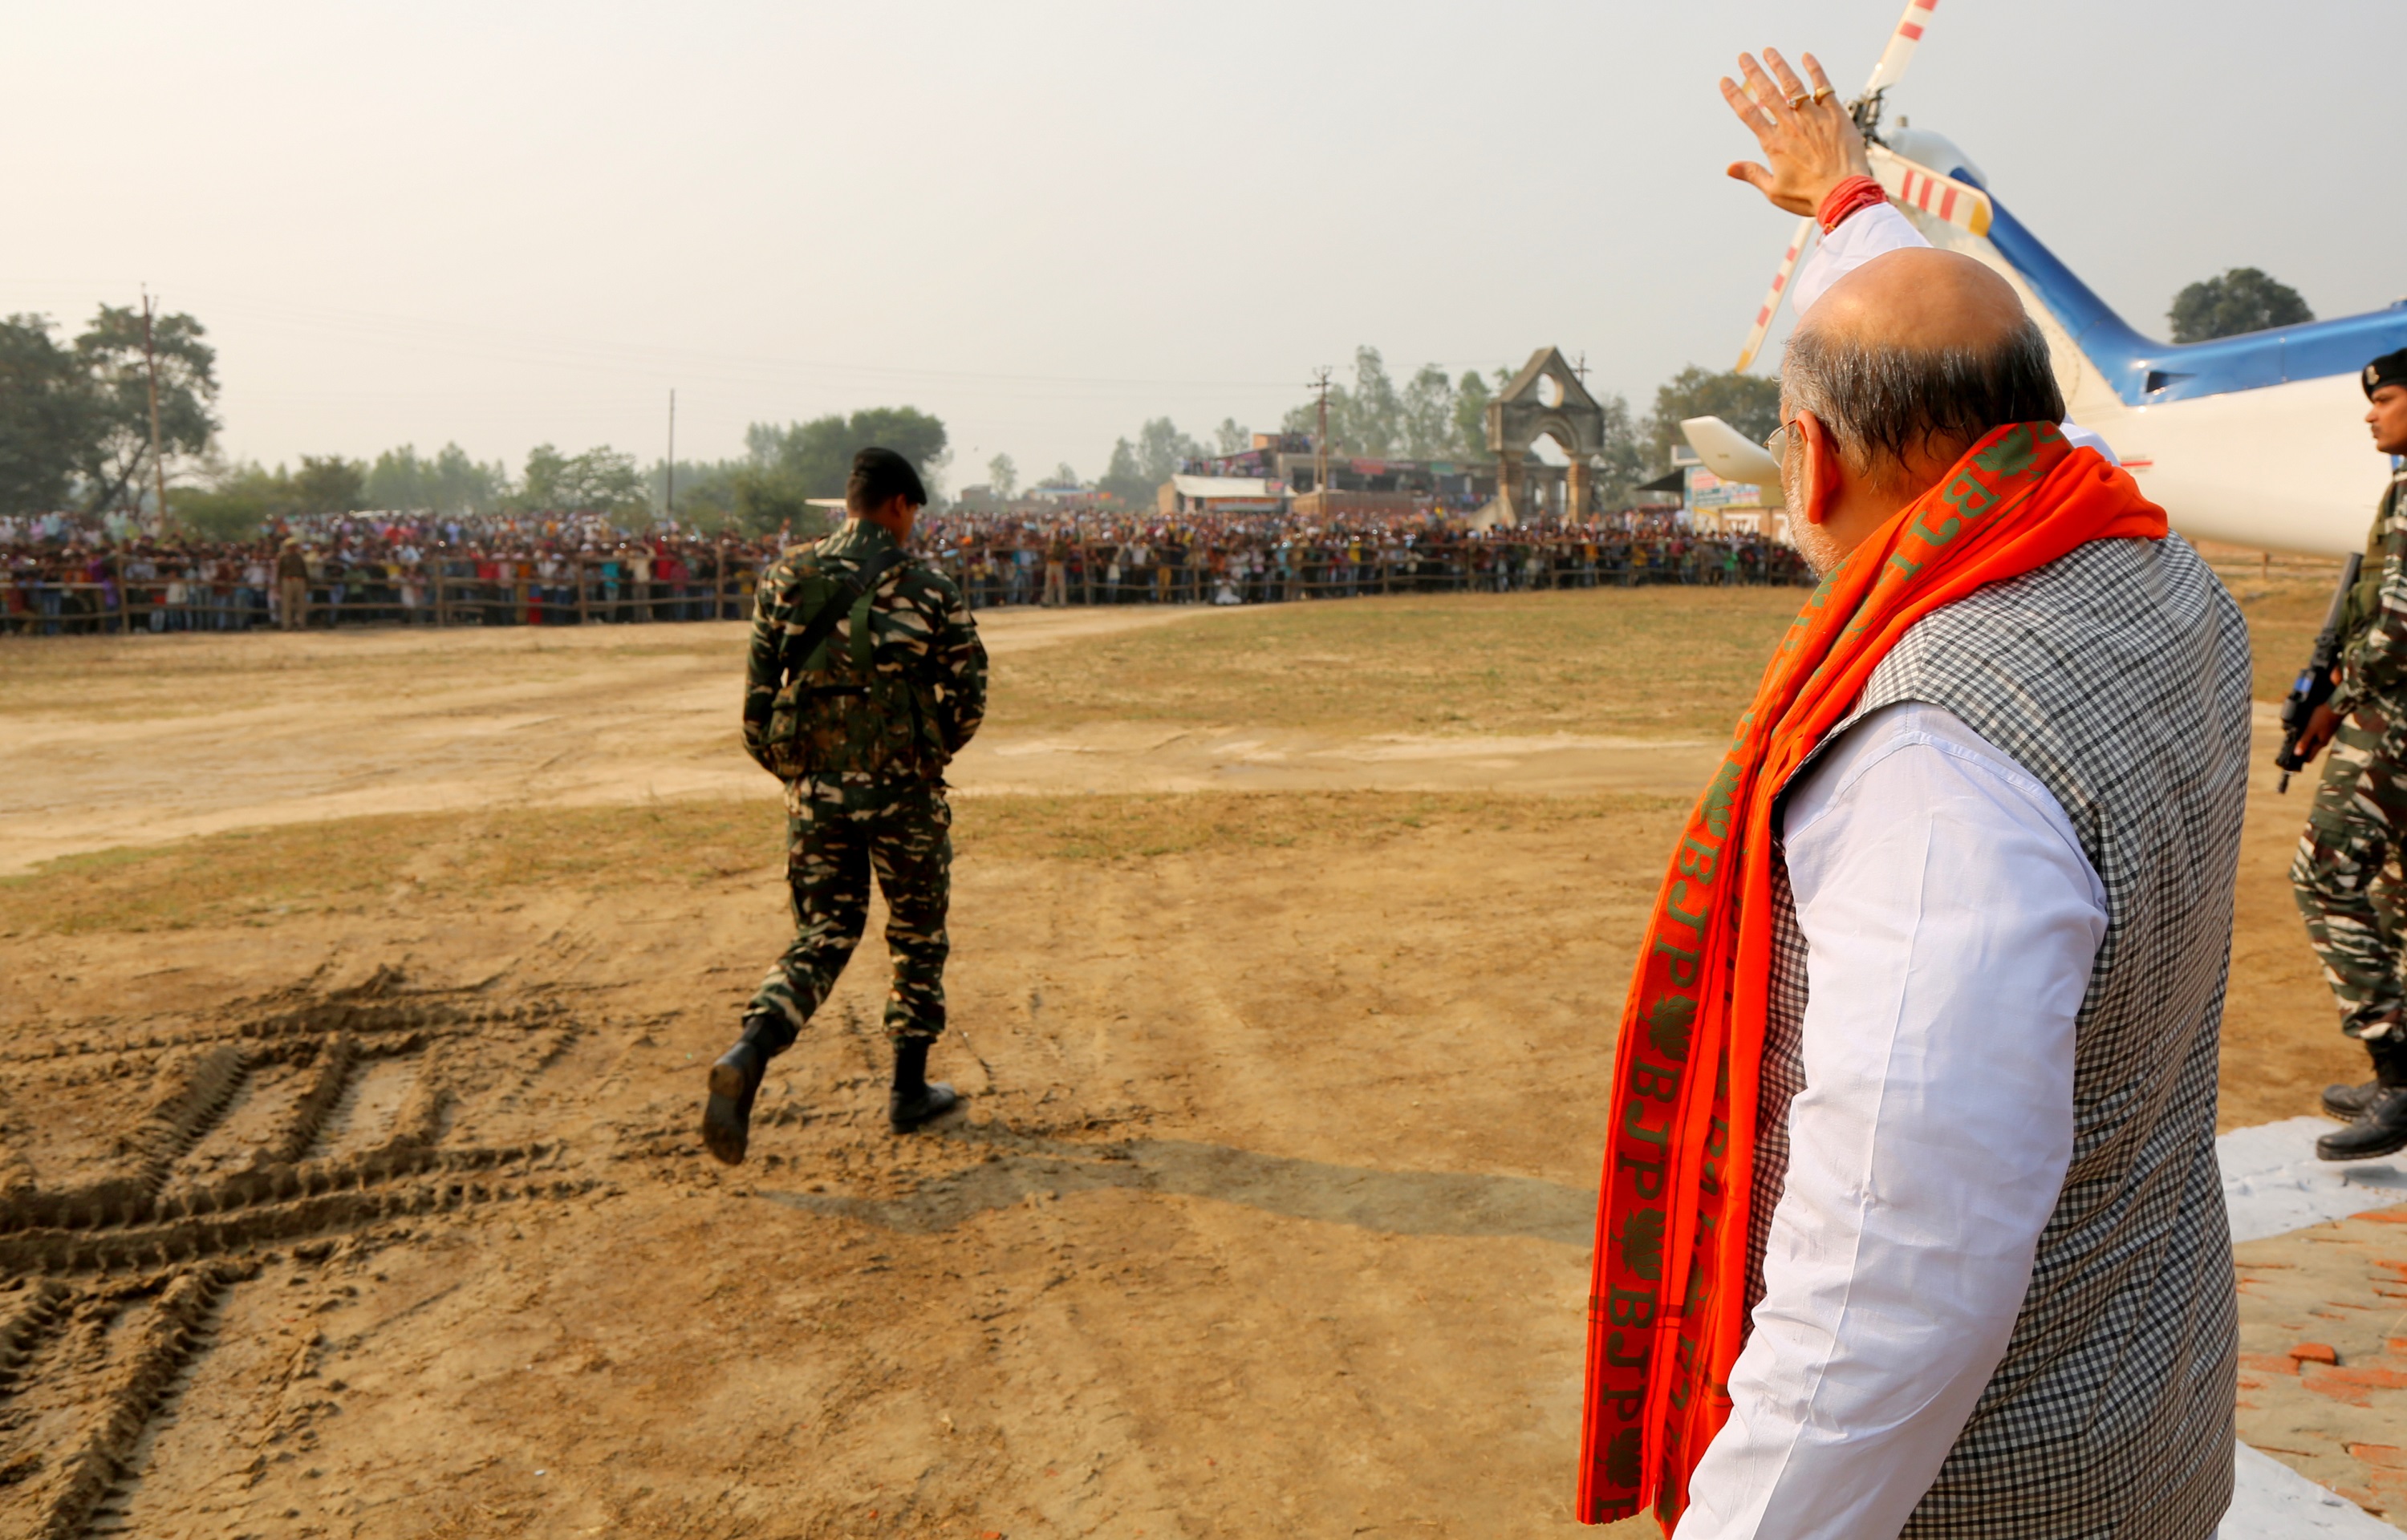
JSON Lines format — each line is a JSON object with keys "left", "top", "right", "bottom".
{"left": 2275, "top": 552, "right": 2364, "bottom": 792}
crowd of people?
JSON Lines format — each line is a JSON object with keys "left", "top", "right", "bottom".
{"left": 0, "top": 507, "right": 1812, "bottom": 635}
{"left": 919, "top": 511, "right": 1812, "bottom": 608}
{"left": 0, "top": 512, "right": 769, "bottom": 634}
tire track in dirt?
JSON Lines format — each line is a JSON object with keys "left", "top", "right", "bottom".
{"left": 0, "top": 976, "right": 615, "bottom": 1538}
{"left": 30, "top": 1264, "right": 249, "bottom": 1540}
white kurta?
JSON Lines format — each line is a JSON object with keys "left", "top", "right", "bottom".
{"left": 1678, "top": 702, "right": 2106, "bottom": 1540}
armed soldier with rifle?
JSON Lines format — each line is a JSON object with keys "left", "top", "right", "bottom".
{"left": 2274, "top": 553, "right": 2363, "bottom": 792}
{"left": 2287, "top": 346, "right": 2407, "bottom": 1160}
{"left": 703, "top": 447, "right": 988, "bottom": 1165}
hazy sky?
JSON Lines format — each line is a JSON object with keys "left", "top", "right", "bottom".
{"left": 11, "top": 1, "right": 2405, "bottom": 490}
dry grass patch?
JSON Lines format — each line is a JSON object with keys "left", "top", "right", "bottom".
{"left": 0, "top": 623, "right": 746, "bottom": 722}
{"left": 987, "top": 589, "right": 1804, "bottom": 740}
{"left": 0, "top": 558, "right": 2336, "bottom": 739}
{"left": 0, "top": 791, "right": 1688, "bottom": 937}
{"left": 0, "top": 802, "right": 776, "bottom": 935}
{"left": 985, "top": 564, "right": 2353, "bottom": 741}
{"left": 960, "top": 788, "right": 1683, "bottom": 863}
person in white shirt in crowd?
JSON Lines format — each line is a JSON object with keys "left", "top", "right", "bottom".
{"left": 1576, "top": 47, "right": 2250, "bottom": 1539}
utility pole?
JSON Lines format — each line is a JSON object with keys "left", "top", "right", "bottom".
{"left": 665, "top": 388, "right": 677, "bottom": 522}
{"left": 1310, "top": 366, "right": 1333, "bottom": 507}
{"left": 141, "top": 287, "right": 169, "bottom": 532}
{"left": 1572, "top": 351, "right": 1591, "bottom": 388}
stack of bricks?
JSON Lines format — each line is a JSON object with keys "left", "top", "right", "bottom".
{"left": 2235, "top": 1205, "right": 2407, "bottom": 1524}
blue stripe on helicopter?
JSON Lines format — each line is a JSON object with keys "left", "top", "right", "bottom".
{"left": 1921, "top": 158, "right": 2407, "bottom": 406}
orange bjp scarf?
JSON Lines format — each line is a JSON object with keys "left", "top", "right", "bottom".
{"left": 1575, "top": 422, "right": 2168, "bottom": 1529}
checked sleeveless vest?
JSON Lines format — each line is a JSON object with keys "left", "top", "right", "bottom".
{"left": 1751, "top": 533, "right": 2252, "bottom": 1538}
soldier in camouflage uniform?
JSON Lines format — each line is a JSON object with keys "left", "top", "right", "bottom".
{"left": 2291, "top": 346, "right": 2407, "bottom": 1161}
{"left": 703, "top": 448, "right": 988, "bottom": 1165}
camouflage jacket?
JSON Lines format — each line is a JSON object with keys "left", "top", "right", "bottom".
{"left": 2332, "top": 465, "right": 2407, "bottom": 718}
{"left": 741, "top": 519, "right": 987, "bottom": 782}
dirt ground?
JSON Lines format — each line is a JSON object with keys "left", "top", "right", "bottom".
{"left": 0, "top": 565, "right": 2393, "bottom": 1538}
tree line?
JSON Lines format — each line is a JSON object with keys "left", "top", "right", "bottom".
{"left": 1029, "top": 347, "right": 1782, "bottom": 514}
{"left": 0, "top": 264, "right": 2318, "bottom": 533}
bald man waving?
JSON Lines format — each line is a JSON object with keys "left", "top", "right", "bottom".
{"left": 1574, "top": 47, "right": 2250, "bottom": 1540}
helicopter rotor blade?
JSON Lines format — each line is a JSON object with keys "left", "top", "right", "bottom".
{"left": 1736, "top": 214, "right": 1817, "bottom": 373}
{"left": 1865, "top": 143, "right": 1992, "bottom": 236}
{"left": 1861, "top": 0, "right": 1937, "bottom": 97}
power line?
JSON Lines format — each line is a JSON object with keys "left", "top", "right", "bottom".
{"left": 171, "top": 287, "right": 1310, "bottom": 394}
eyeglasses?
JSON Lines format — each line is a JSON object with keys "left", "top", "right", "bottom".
{"left": 1762, "top": 422, "right": 1796, "bottom": 461}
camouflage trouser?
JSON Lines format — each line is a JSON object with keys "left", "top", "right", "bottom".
{"left": 2291, "top": 704, "right": 2407, "bottom": 1044}
{"left": 746, "top": 776, "right": 952, "bottom": 1055}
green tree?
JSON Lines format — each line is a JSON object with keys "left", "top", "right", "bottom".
{"left": 1453, "top": 370, "right": 1496, "bottom": 460}
{"left": 1589, "top": 394, "right": 1650, "bottom": 512}
{"left": 850, "top": 406, "right": 949, "bottom": 498}
{"left": 647, "top": 455, "right": 745, "bottom": 528}
{"left": 292, "top": 454, "right": 366, "bottom": 513}
{"left": 2168, "top": 267, "right": 2314, "bottom": 342}
{"left": 732, "top": 407, "right": 950, "bottom": 531}
{"left": 1280, "top": 399, "right": 1321, "bottom": 438}
{"left": 363, "top": 442, "right": 507, "bottom": 514}
{"left": 522, "top": 444, "right": 644, "bottom": 516}
{"left": 73, "top": 303, "right": 219, "bottom": 516}
{"left": 1134, "top": 417, "right": 1203, "bottom": 485}
{"left": 0, "top": 314, "right": 100, "bottom": 515}
{"left": 173, "top": 460, "right": 294, "bottom": 540}
{"left": 1214, "top": 417, "right": 1249, "bottom": 455}
{"left": 1281, "top": 351, "right": 1514, "bottom": 463}
{"left": 1341, "top": 346, "right": 1403, "bottom": 456}
{"left": 987, "top": 452, "right": 1017, "bottom": 500}
{"left": 732, "top": 422, "right": 840, "bottom": 533}
{"left": 173, "top": 488, "right": 270, "bottom": 541}
{"left": 732, "top": 469, "right": 813, "bottom": 532}
{"left": 363, "top": 444, "right": 430, "bottom": 510}
{"left": 651, "top": 460, "right": 742, "bottom": 529}
{"left": 436, "top": 444, "right": 510, "bottom": 513}
{"left": 1642, "top": 366, "right": 1783, "bottom": 473}
{"left": 1398, "top": 364, "right": 1457, "bottom": 460}
{"left": 1098, "top": 438, "right": 1148, "bottom": 506}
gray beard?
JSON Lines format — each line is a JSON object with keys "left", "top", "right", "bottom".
{"left": 1791, "top": 517, "right": 1845, "bottom": 578}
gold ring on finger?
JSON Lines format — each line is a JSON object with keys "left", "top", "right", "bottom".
{"left": 1811, "top": 86, "right": 1835, "bottom": 104}
{"left": 1786, "top": 91, "right": 1810, "bottom": 111}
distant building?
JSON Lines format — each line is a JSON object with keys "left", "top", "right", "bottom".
{"left": 1161, "top": 475, "right": 1285, "bottom": 516}
{"left": 1025, "top": 482, "right": 1101, "bottom": 506}
{"left": 1170, "top": 433, "right": 1498, "bottom": 520}
{"left": 1667, "top": 444, "right": 1788, "bottom": 541}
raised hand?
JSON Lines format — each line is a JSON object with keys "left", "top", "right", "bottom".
{"left": 1718, "top": 48, "right": 1872, "bottom": 217}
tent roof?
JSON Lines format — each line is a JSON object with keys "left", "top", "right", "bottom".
{"left": 1171, "top": 475, "right": 1279, "bottom": 498}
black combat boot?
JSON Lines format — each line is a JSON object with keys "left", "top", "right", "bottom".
{"left": 2324, "top": 1079, "right": 2382, "bottom": 1119}
{"left": 889, "top": 1037, "right": 962, "bottom": 1133}
{"left": 2317, "top": 1036, "right": 2407, "bottom": 1161}
{"left": 701, "top": 1016, "right": 785, "bottom": 1166}
{"left": 2323, "top": 1018, "right": 2403, "bottom": 1121}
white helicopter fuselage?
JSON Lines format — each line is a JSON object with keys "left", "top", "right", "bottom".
{"left": 2077, "top": 375, "right": 2384, "bottom": 557}
{"left": 1884, "top": 135, "right": 2405, "bottom": 560}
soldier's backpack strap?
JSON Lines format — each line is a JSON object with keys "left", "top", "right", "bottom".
{"left": 781, "top": 541, "right": 907, "bottom": 690}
